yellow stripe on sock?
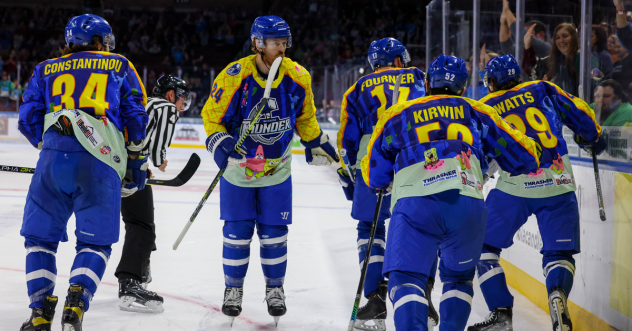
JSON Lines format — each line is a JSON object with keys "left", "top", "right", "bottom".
{"left": 499, "top": 258, "right": 616, "bottom": 331}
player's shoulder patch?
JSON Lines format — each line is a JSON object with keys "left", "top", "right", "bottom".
{"left": 227, "top": 62, "right": 242, "bottom": 76}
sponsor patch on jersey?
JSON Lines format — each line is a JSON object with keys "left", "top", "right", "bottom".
{"left": 76, "top": 115, "right": 103, "bottom": 148}
{"left": 227, "top": 63, "right": 242, "bottom": 76}
{"left": 113, "top": 154, "right": 121, "bottom": 164}
{"left": 554, "top": 174, "right": 574, "bottom": 185}
{"left": 100, "top": 145, "right": 111, "bottom": 155}
{"left": 523, "top": 178, "right": 554, "bottom": 189}
{"left": 423, "top": 170, "right": 457, "bottom": 187}
{"left": 460, "top": 171, "right": 477, "bottom": 189}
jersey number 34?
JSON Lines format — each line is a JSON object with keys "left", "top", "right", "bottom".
{"left": 52, "top": 73, "right": 109, "bottom": 115}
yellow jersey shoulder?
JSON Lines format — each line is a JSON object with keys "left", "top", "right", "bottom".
{"left": 282, "top": 57, "right": 312, "bottom": 87}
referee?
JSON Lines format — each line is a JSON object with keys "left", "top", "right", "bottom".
{"left": 115, "top": 75, "right": 191, "bottom": 313}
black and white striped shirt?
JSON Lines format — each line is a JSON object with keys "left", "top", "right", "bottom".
{"left": 141, "top": 97, "right": 179, "bottom": 167}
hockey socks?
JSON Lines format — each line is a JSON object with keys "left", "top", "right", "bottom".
{"left": 476, "top": 245, "right": 514, "bottom": 311}
{"left": 222, "top": 220, "right": 288, "bottom": 287}
{"left": 357, "top": 219, "right": 386, "bottom": 296}
{"left": 68, "top": 242, "right": 111, "bottom": 311}
{"left": 543, "top": 251, "right": 575, "bottom": 296}
{"left": 439, "top": 261, "right": 475, "bottom": 331}
{"left": 388, "top": 271, "right": 429, "bottom": 331}
{"left": 25, "top": 240, "right": 59, "bottom": 309}
{"left": 258, "top": 225, "right": 288, "bottom": 286}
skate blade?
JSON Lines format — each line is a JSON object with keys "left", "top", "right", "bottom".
{"left": 551, "top": 298, "right": 570, "bottom": 331}
{"left": 228, "top": 316, "right": 235, "bottom": 327}
{"left": 428, "top": 317, "right": 438, "bottom": 330}
{"left": 62, "top": 324, "right": 76, "bottom": 331}
{"left": 274, "top": 316, "right": 280, "bottom": 326}
{"left": 354, "top": 319, "right": 386, "bottom": 331}
{"left": 118, "top": 296, "right": 164, "bottom": 314}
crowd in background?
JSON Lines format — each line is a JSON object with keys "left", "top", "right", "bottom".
{"left": 0, "top": 1, "right": 630, "bottom": 126}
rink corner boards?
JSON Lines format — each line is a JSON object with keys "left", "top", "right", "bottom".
{"left": 500, "top": 258, "right": 617, "bottom": 331}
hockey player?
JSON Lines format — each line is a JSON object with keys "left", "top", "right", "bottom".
{"left": 361, "top": 54, "right": 541, "bottom": 331}
{"left": 115, "top": 74, "right": 191, "bottom": 314}
{"left": 201, "top": 15, "right": 339, "bottom": 324}
{"left": 468, "top": 55, "right": 605, "bottom": 331}
{"left": 17, "top": 14, "right": 148, "bottom": 331}
{"left": 336, "top": 37, "right": 439, "bottom": 330}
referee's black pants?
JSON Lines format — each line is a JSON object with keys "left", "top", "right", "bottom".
{"left": 115, "top": 184, "right": 156, "bottom": 282}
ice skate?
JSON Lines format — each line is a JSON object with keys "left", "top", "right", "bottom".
{"left": 61, "top": 284, "right": 86, "bottom": 331}
{"left": 467, "top": 306, "right": 513, "bottom": 331}
{"left": 118, "top": 279, "right": 164, "bottom": 313}
{"left": 20, "top": 295, "right": 58, "bottom": 331}
{"left": 355, "top": 281, "right": 387, "bottom": 331}
{"left": 427, "top": 277, "right": 439, "bottom": 329}
{"left": 222, "top": 287, "right": 243, "bottom": 326}
{"left": 265, "top": 286, "right": 286, "bottom": 326}
{"left": 549, "top": 287, "right": 572, "bottom": 331}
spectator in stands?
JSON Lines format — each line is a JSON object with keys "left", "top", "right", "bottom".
{"left": 593, "top": 26, "right": 613, "bottom": 78}
{"left": 0, "top": 71, "right": 13, "bottom": 109}
{"left": 498, "top": 0, "right": 551, "bottom": 58}
{"left": 610, "top": 35, "right": 632, "bottom": 98}
{"left": 608, "top": 34, "right": 621, "bottom": 63}
{"left": 592, "top": 79, "right": 632, "bottom": 126}
{"left": 524, "top": 23, "right": 600, "bottom": 96}
{"left": 465, "top": 44, "right": 498, "bottom": 100}
{"left": 614, "top": 0, "right": 632, "bottom": 98}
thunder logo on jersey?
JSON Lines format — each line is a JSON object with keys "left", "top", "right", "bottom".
{"left": 240, "top": 98, "right": 292, "bottom": 145}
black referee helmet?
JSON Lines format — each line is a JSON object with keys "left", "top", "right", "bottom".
{"left": 153, "top": 74, "right": 191, "bottom": 110}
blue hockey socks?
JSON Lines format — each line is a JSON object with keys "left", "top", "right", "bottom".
{"left": 69, "top": 241, "right": 111, "bottom": 311}
{"left": 222, "top": 220, "right": 255, "bottom": 287}
{"left": 357, "top": 219, "right": 386, "bottom": 296}
{"left": 388, "top": 271, "right": 430, "bottom": 331}
{"left": 476, "top": 245, "right": 514, "bottom": 311}
{"left": 257, "top": 223, "right": 288, "bottom": 287}
{"left": 439, "top": 261, "right": 475, "bottom": 331}
{"left": 543, "top": 250, "right": 575, "bottom": 296}
{"left": 25, "top": 239, "right": 59, "bottom": 308}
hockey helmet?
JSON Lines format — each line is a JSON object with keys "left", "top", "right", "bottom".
{"left": 65, "top": 14, "right": 115, "bottom": 50}
{"left": 426, "top": 54, "right": 468, "bottom": 95}
{"left": 483, "top": 55, "right": 521, "bottom": 90}
{"left": 251, "top": 15, "right": 292, "bottom": 49}
{"left": 367, "top": 37, "right": 410, "bottom": 71}
{"left": 153, "top": 75, "right": 191, "bottom": 110}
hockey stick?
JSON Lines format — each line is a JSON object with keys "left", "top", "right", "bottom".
{"left": 172, "top": 56, "right": 284, "bottom": 250}
{"left": 348, "top": 191, "right": 385, "bottom": 331}
{"left": 0, "top": 153, "right": 201, "bottom": 187}
{"left": 347, "top": 74, "right": 402, "bottom": 331}
{"left": 340, "top": 149, "right": 355, "bottom": 183}
{"left": 146, "top": 153, "right": 200, "bottom": 187}
{"left": 591, "top": 148, "right": 606, "bottom": 221}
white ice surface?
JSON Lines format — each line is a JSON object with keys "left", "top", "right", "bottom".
{"left": 0, "top": 143, "right": 552, "bottom": 330}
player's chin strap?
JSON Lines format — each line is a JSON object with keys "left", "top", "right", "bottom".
{"left": 258, "top": 48, "right": 271, "bottom": 72}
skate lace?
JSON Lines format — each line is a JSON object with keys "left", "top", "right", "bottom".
{"left": 264, "top": 287, "right": 286, "bottom": 307}
{"left": 224, "top": 288, "right": 243, "bottom": 306}
{"left": 474, "top": 310, "right": 497, "bottom": 326}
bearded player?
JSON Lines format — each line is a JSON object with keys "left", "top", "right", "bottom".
{"left": 201, "top": 15, "right": 339, "bottom": 325}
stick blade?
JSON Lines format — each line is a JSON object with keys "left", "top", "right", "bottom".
{"left": 175, "top": 153, "right": 201, "bottom": 185}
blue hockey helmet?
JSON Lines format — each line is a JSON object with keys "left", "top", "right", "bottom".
{"left": 367, "top": 37, "right": 410, "bottom": 71}
{"left": 426, "top": 54, "right": 468, "bottom": 95}
{"left": 251, "top": 15, "right": 292, "bottom": 49}
{"left": 65, "top": 14, "right": 115, "bottom": 50}
{"left": 483, "top": 55, "right": 521, "bottom": 90}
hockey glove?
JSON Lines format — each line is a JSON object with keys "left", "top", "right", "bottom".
{"left": 206, "top": 132, "right": 246, "bottom": 170}
{"left": 301, "top": 132, "right": 340, "bottom": 166}
{"left": 337, "top": 167, "right": 355, "bottom": 201}
{"left": 574, "top": 134, "right": 606, "bottom": 155}
{"left": 369, "top": 182, "right": 393, "bottom": 196}
{"left": 121, "top": 156, "right": 149, "bottom": 198}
